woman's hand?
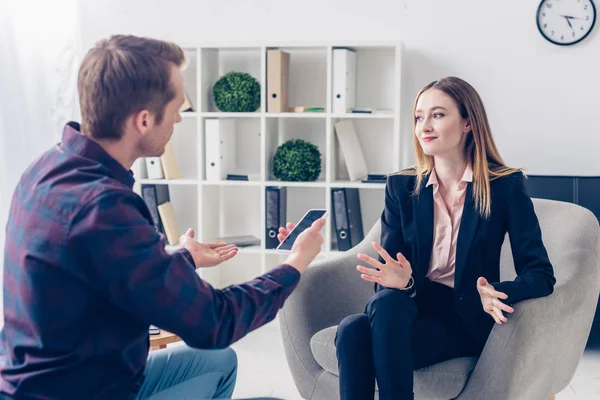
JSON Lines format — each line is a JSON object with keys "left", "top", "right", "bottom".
{"left": 476, "top": 277, "right": 514, "bottom": 324}
{"left": 356, "top": 242, "right": 412, "bottom": 289}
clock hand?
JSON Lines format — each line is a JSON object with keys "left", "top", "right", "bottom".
{"left": 564, "top": 15, "right": 574, "bottom": 30}
{"left": 560, "top": 15, "right": 586, "bottom": 20}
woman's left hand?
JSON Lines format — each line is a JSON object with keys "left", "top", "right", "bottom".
{"left": 476, "top": 277, "right": 514, "bottom": 324}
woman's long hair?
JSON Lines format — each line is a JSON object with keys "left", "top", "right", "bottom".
{"left": 397, "top": 77, "right": 522, "bottom": 218}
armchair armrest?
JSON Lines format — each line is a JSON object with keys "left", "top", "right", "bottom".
{"left": 459, "top": 237, "right": 600, "bottom": 399}
{"left": 279, "top": 221, "right": 380, "bottom": 398}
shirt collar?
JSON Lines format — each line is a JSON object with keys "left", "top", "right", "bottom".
{"left": 426, "top": 164, "right": 473, "bottom": 188}
{"left": 61, "top": 122, "right": 135, "bottom": 189}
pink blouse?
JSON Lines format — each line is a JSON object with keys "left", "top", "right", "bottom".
{"left": 425, "top": 165, "right": 473, "bottom": 288}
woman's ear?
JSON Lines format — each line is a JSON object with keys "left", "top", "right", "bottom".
{"left": 463, "top": 118, "right": 472, "bottom": 134}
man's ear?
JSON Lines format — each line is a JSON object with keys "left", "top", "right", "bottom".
{"left": 132, "top": 109, "right": 153, "bottom": 136}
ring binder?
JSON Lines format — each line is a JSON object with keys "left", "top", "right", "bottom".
{"left": 265, "top": 187, "right": 287, "bottom": 249}
{"left": 332, "top": 188, "right": 364, "bottom": 251}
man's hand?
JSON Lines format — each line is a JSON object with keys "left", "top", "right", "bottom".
{"left": 279, "top": 218, "right": 326, "bottom": 274}
{"left": 277, "top": 222, "right": 296, "bottom": 244}
{"left": 179, "top": 228, "right": 238, "bottom": 269}
{"left": 476, "top": 277, "right": 514, "bottom": 324}
{"left": 356, "top": 242, "right": 412, "bottom": 289}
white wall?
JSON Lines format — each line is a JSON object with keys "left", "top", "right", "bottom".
{"left": 80, "top": 0, "right": 600, "bottom": 176}
{"left": 0, "top": 0, "right": 82, "bottom": 323}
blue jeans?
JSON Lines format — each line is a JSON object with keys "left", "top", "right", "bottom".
{"left": 135, "top": 345, "right": 237, "bottom": 399}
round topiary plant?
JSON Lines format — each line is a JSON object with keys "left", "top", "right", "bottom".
{"left": 213, "top": 72, "right": 261, "bottom": 112}
{"left": 273, "top": 139, "right": 322, "bottom": 182}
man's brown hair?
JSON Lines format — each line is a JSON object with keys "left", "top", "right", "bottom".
{"left": 78, "top": 35, "right": 185, "bottom": 140}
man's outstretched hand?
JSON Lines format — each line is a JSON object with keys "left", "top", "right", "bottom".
{"left": 179, "top": 228, "right": 238, "bottom": 268}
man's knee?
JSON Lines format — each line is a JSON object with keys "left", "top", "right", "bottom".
{"left": 220, "top": 347, "right": 238, "bottom": 376}
{"left": 181, "top": 345, "right": 237, "bottom": 377}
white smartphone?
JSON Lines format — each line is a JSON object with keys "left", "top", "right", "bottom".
{"left": 276, "top": 209, "right": 327, "bottom": 252}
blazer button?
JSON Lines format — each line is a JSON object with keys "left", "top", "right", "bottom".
{"left": 459, "top": 294, "right": 464, "bottom": 301}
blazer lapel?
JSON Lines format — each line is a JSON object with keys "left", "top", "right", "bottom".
{"left": 455, "top": 183, "right": 480, "bottom": 287}
{"left": 414, "top": 181, "right": 434, "bottom": 285}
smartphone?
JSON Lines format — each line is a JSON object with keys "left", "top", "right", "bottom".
{"left": 276, "top": 209, "right": 327, "bottom": 252}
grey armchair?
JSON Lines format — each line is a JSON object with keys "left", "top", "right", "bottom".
{"left": 280, "top": 199, "right": 600, "bottom": 400}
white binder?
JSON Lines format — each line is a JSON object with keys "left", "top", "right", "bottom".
{"left": 334, "top": 120, "right": 368, "bottom": 181}
{"left": 332, "top": 49, "right": 357, "bottom": 114}
{"left": 205, "top": 119, "right": 236, "bottom": 181}
{"left": 145, "top": 157, "right": 164, "bottom": 179}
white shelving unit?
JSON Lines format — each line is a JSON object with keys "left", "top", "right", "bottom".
{"left": 133, "top": 42, "right": 404, "bottom": 288}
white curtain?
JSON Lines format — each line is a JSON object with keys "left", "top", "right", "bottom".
{"left": 0, "top": 0, "right": 83, "bottom": 319}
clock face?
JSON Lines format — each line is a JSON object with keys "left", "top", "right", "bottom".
{"left": 537, "top": 0, "right": 597, "bottom": 45}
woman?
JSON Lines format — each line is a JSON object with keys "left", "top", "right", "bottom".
{"left": 329, "top": 77, "right": 555, "bottom": 399}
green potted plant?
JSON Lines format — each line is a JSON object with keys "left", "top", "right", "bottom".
{"left": 213, "top": 72, "right": 261, "bottom": 112}
{"left": 273, "top": 139, "right": 322, "bottom": 182}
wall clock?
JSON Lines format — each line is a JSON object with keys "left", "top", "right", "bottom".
{"left": 537, "top": 0, "right": 596, "bottom": 45}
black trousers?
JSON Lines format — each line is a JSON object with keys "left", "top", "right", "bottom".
{"left": 335, "top": 279, "right": 486, "bottom": 400}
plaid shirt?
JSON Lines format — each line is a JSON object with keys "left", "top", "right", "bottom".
{"left": 0, "top": 122, "right": 300, "bottom": 399}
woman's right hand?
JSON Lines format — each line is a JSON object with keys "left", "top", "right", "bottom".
{"left": 356, "top": 242, "right": 413, "bottom": 289}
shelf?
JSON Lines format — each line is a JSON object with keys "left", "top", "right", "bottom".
{"left": 201, "top": 47, "right": 262, "bottom": 113}
{"left": 180, "top": 41, "right": 399, "bottom": 50}
{"left": 201, "top": 186, "right": 262, "bottom": 256}
{"left": 264, "top": 180, "right": 327, "bottom": 188}
{"left": 265, "top": 117, "right": 327, "bottom": 182}
{"left": 265, "top": 112, "right": 327, "bottom": 118}
{"left": 264, "top": 249, "right": 284, "bottom": 256}
{"left": 202, "top": 180, "right": 262, "bottom": 186}
{"left": 169, "top": 118, "right": 199, "bottom": 180}
{"left": 264, "top": 249, "right": 344, "bottom": 257}
{"left": 330, "top": 181, "right": 386, "bottom": 189}
{"left": 331, "top": 118, "right": 395, "bottom": 182}
{"left": 169, "top": 243, "right": 264, "bottom": 255}
{"left": 236, "top": 246, "right": 264, "bottom": 254}
{"left": 137, "top": 180, "right": 385, "bottom": 188}
{"left": 132, "top": 41, "right": 402, "bottom": 284}
{"left": 181, "top": 48, "right": 198, "bottom": 112}
{"left": 138, "top": 179, "right": 200, "bottom": 186}
{"left": 201, "top": 112, "right": 261, "bottom": 118}
{"left": 180, "top": 112, "right": 198, "bottom": 118}
{"left": 331, "top": 113, "right": 394, "bottom": 119}
{"left": 198, "top": 112, "right": 395, "bottom": 119}
{"left": 352, "top": 47, "right": 398, "bottom": 111}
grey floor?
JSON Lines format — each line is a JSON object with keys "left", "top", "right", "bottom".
{"left": 229, "top": 320, "right": 600, "bottom": 400}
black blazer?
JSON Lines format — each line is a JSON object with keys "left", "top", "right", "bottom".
{"left": 377, "top": 171, "right": 556, "bottom": 344}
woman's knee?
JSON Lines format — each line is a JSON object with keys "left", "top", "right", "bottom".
{"left": 335, "top": 314, "right": 370, "bottom": 348}
{"left": 366, "top": 289, "right": 416, "bottom": 320}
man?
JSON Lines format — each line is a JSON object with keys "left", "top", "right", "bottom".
{"left": 0, "top": 35, "right": 325, "bottom": 399}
